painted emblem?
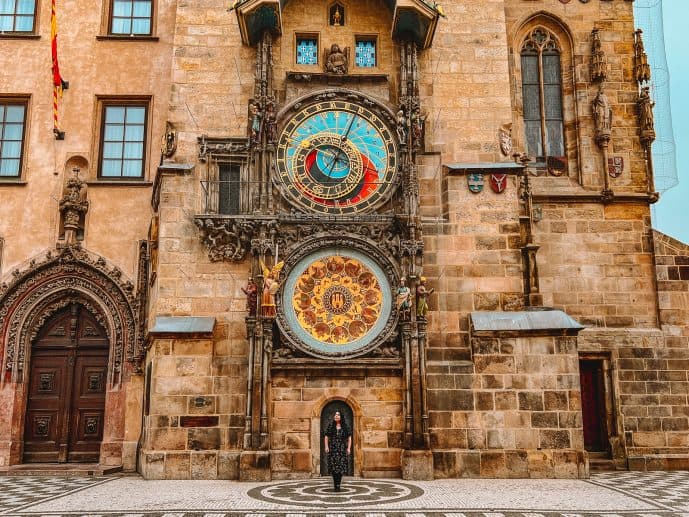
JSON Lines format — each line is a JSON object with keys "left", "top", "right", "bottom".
{"left": 490, "top": 173, "right": 508, "bottom": 194}
{"left": 608, "top": 156, "right": 624, "bottom": 178}
{"left": 468, "top": 173, "right": 484, "bottom": 194}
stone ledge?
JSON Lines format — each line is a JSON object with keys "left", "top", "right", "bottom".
{"left": 628, "top": 454, "right": 689, "bottom": 471}
{"left": 470, "top": 310, "right": 584, "bottom": 337}
{"left": 148, "top": 317, "right": 216, "bottom": 338}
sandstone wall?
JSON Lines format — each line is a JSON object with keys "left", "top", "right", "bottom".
{"left": 140, "top": 334, "right": 246, "bottom": 479}
{"left": 429, "top": 333, "right": 586, "bottom": 478}
{"left": 0, "top": 0, "right": 173, "bottom": 469}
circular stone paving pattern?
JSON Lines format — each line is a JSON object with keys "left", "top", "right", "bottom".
{"left": 247, "top": 478, "right": 424, "bottom": 507}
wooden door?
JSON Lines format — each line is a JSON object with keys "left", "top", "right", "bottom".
{"left": 320, "top": 400, "right": 354, "bottom": 476}
{"left": 23, "top": 304, "right": 108, "bottom": 463}
{"left": 579, "top": 360, "right": 609, "bottom": 452}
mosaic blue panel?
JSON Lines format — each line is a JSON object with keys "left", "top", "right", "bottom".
{"left": 355, "top": 40, "right": 376, "bottom": 68}
{"left": 296, "top": 38, "right": 318, "bottom": 65}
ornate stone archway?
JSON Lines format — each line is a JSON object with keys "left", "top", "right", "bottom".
{"left": 0, "top": 245, "right": 143, "bottom": 385}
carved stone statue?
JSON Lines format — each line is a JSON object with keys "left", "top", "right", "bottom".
{"left": 638, "top": 86, "right": 655, "bottom": 133}
{"left": 590, "top": 29, "right": 607, "bottom": 82}
{"left": 634, "top": 29, "right": 651, "bottom": 84}
{"left": 416, "top": 276, "right": 434, "bottom": 320}
{"left": 260, "top": 259, "right": 284, "bottom": 318}
{"left": 499, "top": 123, "right": 512, "bottom": 157}
{"left": 592, "top": 86, "right": 612, "bottom": 135}
{"left": 325, "top": 44, "right": 348, "bottom": 74}
{"left": 264, "top": 100, "right": 277, "bottom": 144}
{"left": 59, "top": 168, "right": 89, "bottom": 246}
{"left": 242, "top": 276, "right": 258, "bottom": 317}
{"left": 411, "top": 109, "right": 425, "bottom": 149}
{"left": 396, "top": 109, "right": 408, "bottom": 145}
{"left": 249, "top": 102, "right": 262, "bottom": 145}
{"left": 161, "top": 121, "right": 177, "bottom": 159}
{"left": 396, "top": 277, "right": 412, "bottom": 321}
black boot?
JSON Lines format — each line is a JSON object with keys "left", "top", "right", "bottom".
{"left": 334, "top": 473, "right": 341, "bottom": 491}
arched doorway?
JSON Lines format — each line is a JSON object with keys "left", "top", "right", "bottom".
{"left": 320, "top": 400, "right": 354, "bottom": 476}
{"left": 23, "top": 303, "right": 109, "bottom": 463}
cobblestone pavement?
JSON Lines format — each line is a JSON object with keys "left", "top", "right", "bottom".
{"left": 1, "top": 472, "right": 689, "bottom": 517}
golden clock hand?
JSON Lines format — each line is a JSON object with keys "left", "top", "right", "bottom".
{"left": 341, "top": 113, "right": 357, "bottom": 143}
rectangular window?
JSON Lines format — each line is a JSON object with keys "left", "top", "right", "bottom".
{"left": 0, "top": 101, "right": 27, "bottom": 177}
{"left": 355, "top": 38, "right": 376, "bottom": 68}
{"left": 296, "top": 37, "right": 318, "bottom": 65}
{"left": 0, "top": 0, "right": 36, "bottom": 32}
{"left": 99, "top": 103, "right": 147, "bottom": 178}
{"left": 110, "top": 0, "right": 152, "bottom": 35}
{"left": 218, "top": 163, "right": 240, "bottom": 215}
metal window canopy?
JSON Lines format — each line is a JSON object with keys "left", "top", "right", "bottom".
{"left": 443, "top": 162, "right": 525, "bottom": 176}
{"left": 233, "top": 0, "right": 441, "bottom": 49}
{"left": 149, "top": 316, "right": 216, "bottom": 338}
{"left": 470, "top": 309, "right": 585, "bottom": 337}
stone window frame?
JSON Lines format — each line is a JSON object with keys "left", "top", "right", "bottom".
{"left": 93, "top": 95, "right": 152, "bottom": 182}
{"left": 0, "top": 95, "right": 30, "bottom": 181}
{"left": 295, "top": 32, "right": 320, "bottom": 67}
{"left": 510, "top": 16, "right": 580, "bottom": 181}
{"left": 214, "top": 158, "right": 248, "bottom": 215}
{"left": 0, "top": 0, "right": 38, "bottom": 35}
{"left": 354, "top": 34, "right": 378, "bottom": 69}
{"left": 97, "top": 0, "right": 158, "bottom": 40}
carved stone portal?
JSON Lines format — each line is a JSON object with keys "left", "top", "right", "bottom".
{"left": 0, "top": 246, "right": 142, "bottom": 383}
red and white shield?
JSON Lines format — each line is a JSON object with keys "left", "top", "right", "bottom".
{"left": 608, "top": 156, "right": 624, "bottom": 178}
{"left": 489, "top": 173, "right": 507, "bottom": 194}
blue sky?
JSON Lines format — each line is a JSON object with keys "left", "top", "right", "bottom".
{"left": 653, "top": 1, "right": 689, "bottom": 243}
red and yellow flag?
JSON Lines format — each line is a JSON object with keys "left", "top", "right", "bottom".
{"left": 51, "top": 0, "right": 67, "bottom": 137}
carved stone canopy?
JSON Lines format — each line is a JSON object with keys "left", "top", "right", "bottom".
{"left": 194, "top": 214, "right": 420, "bottom": 265}
{"left": 233, "top": 0, "right": 442, "bottom": 48}
{"left": 0, "top": 246, "right": 143, "bottom": 384}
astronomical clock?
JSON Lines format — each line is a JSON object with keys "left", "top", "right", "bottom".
{"left": 275, "top": 100, "right": 398, "bottom": 215}
{"left": 272, "top": 94, "right": 404, "bottom": 361}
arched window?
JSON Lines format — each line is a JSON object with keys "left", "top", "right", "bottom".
{"left": 521, "top": 28, "right": 564, "bottom": 161}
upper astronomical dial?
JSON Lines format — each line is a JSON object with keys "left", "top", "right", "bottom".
{"left": 276, "top": 101, "right": 398, "bottom": 214}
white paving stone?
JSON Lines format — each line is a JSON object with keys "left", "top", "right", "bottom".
{"left": 3, "top": 472, "right": 689, "bottom": 516}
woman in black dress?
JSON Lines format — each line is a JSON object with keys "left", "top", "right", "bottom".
{"left": 323, "top": 411, "right": 351, "bottom": 491}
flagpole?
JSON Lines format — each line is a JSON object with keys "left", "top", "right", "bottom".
{"left": 51, "top": 0, "right": 66, "bottom": 140}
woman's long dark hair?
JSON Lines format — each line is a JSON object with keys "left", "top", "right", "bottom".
{"left": 325, "top": 411, "right": 351, "bottom": 437}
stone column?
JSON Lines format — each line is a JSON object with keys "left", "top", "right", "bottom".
{"left": 243, "top": 317, "right": 256, "bottom": 450}
{"left": 401, "top": 320, "right": 413, "bottom": 449}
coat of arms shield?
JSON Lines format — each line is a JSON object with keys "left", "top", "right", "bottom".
{"left": 608, "top": 156, "right": 624, "bottom": 178}
{"left": 468, "top": 173, "right": 484, "bottom": 193}
{"left": 490, "top": 173, "right": 508, "bottom": 194}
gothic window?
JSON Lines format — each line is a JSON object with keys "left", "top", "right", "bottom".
{"left": 99, "top": 102, "right": 148, "bottom": 178}
{"left": 296, "top": 36, "right": 318, "bottom": 65}
{"left": 0, "top": 100, "right": 27, "bottom": 177}
{"left": 355, "top": 38, "right": 376, "bottom": 68}
{"left": 109, "top": 0, "right": 153, "bottom": 35}
{"left": 521, "top": 28, "right": 565, "bottom": 162}
{"left": 0, "top": 0, "right": 36, "bottom": 32}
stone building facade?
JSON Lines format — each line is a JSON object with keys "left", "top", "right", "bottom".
{"left": 0, "top": 0, "right": 687, "bottom": 480}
